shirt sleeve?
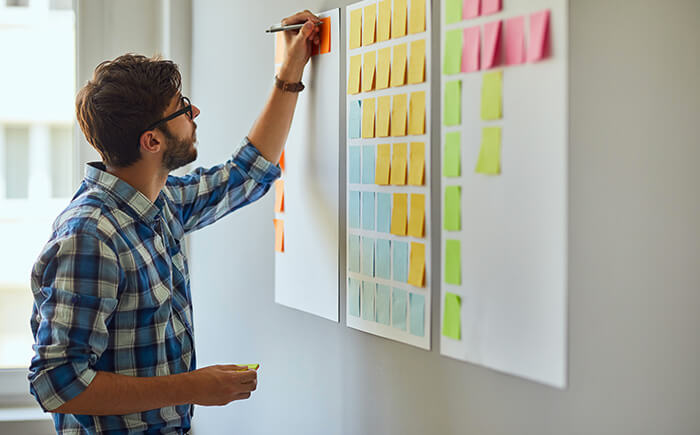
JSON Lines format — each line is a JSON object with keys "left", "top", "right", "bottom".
{"left": 28, "top": 230, "right": 120, "bottom": 412}
{"left": 164, "top": 137, "right": 281, "bottom": 234}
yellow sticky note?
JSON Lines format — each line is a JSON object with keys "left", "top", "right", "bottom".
{"left": 392, "top": 0, "right": 407, "bottom": 39}
{"left": 408, "top": 39, "right": 426, "bottom": 84}
{"left": 481, "top": 70, "right": 503, "bottom": 121}
{"left": 408, "top": 0, "right": 426, "bottom": 34}
{"left": 390, "top": 142, "right": 407, "bottom": 185}
{"left": 390, "top": 43, "right": 407, "bottom": 87}
{"left": 475, "top": 127, "right": 501, "bottom": 174}
{"left": 350, "top": 9, "right": 362, "bottom": 50}
{"left": 407, "top": 193, "right": 425, "bottom": 238}
{"left": 348, "top": 54, "right": 362, "bottom": 94}
{"left": 376, "top": 47, "right": 391, "bottom": 90}
{"left": 391, "top": 94, "right": 407, "bottom": 136}
{"left": 377, "top": 0, "right": 391, "bottom": 42}
{"left": 362, "top": 51, "right": 376, "bottom": 92}
{"left": 362, "top": 4, "right": 376, "bottom": 46}
{"left": 408, "top": 91, "right": 426, "bottom": 136}
{"left": 408, "top": 142, "right": 425, "bottom": 185}
{"left": 375, "top": 143, "right": 391, "bottom": 185}
{"left": 390, "top": 193, "right": 408, "bottom": 236}
{"left": 407, "top": 242, "right": 425, "bottom": 287}
{"left": 376, "top": 95, "right": 391, "bottom": 137}
{"left": 362, "top": 98, "right": 376, "bottom": 138}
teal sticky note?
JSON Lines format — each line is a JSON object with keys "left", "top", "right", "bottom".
{"left": 375, "top": 239, "right": 391, "bottom": 279}
{"left": 375, "top": 284, "right": 391, "bottom": 325}
{"left": 361, "top": 237, "right": 375, "bottom": 277}
{"left": 349, "top": 191, "right": 361, "bottom": 229}
{"left": 348, "top": 235, "right": 361, "bottom": 273}
{"left": 376, "top": 193, "right": 392, "bottom": 233}
{"left": 443, "top": 132, "right": 461, "bottom": 177}
{"left": 409, "top": 293, "right": 425, "bottom": 337}
{"left": 392, "top": 288, "right": 407, "bottom": 331}
{"left": 361, "top": 281, "right": 375, "bottom": 321}
{"left": 362, "top": 192, "right": 375, "bottom": 230}
{"left": 443, "top": 29, "right": 462, "bottom": 75}
{"left": 349, "top": 100, "right": 362, "bottom": 139}
{"left": 393, "top": 241, "right": 408, "bottom": 282}
{"left": 348, "top": 278, "right": 360, "bottom": 317}
{"left": 349, "top": 146, "right": 361, "bottom": 184}
{"left": 362, "top": 145, "right": 375, "bottom": 184}
{"left": 444, "top": 80, "right": 462, "bottom": 126}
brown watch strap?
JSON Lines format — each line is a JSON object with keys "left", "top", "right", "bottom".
{"left": 274, "top": 75, "right": 305, "bottom": 93}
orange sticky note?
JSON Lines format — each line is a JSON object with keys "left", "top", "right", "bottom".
{"left": 274, "top": 179, "right": 284, "bottom": 213}
{"left": 275, "top": 32, "right": 285, "bottom": 64}
{"left": 273, "top": 219, "right": 284, "bottom": 252}
{"left": 376, "top": 47, "right": 391, "bottom": 90}
{"left": 408, "top": 142, "right": 425, "bottom": 185}
{"left": 348, "top": 54, "right": 362, "bottom": 94}
{"left": 362, "top": 51, "right": 376, "bottom": 92}
{"left": 279, "top": 150, "right": 285, "bottom": 171}
{"left": 390, "top": 43, "right": 407, "bottom": 87}
{"left": 319, "top": 17, "right": 331, "bottom": 54}
{"left": 391, "top": 94, "right": 407, "bottom": 136}
{"left": 377, "top": 0, "right": 391, "bottom": 42}
{"left": 350, "top": 8, "right": 362, "bottom": 49}
{"left": 376, "top": 95, "right": 391, "bottom": 137}
{"left": 408, "top": 91, "right": 426, "bottom": 135}
{"left": 407, "top": 193, "right": 425, "bottom": 238}
{"left": 408, "top": 0, "right": 426, "bottom": 34}
{"left": 363, "top": 4, "right": 376, "bottom": 46}
{"left": 362, "top": 97, "right": 376, "bottom": 138}
{"left": 390, "top": 193, "right": 408, "bottom": 236}
{"left": 407, "top": 242, "right": 425, "bottom": 287}
{"left": 375, "top": 143, "right": 391, "bottom": 185}
{"left": 392, "top": 0, "right": 407, "bottom": 39}
{"left": 390, "top": 142, "right": 407, "bottom": 185}
{"left": 408, "top": 39, "right": 426, "bottom": 84}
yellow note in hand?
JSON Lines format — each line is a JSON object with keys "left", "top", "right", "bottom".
{"left": 362, "top": 98, "right": 376, "bottom": 138}
{"left": 390, "top": 142, "right": 407, "bottom": 185}
{"left": 375, "top": 143, "right": 391, "bottom": 185}
{"left": 377, "top": 0, "right": 391, "bottom": 42}
{"left": 349, "top": 8, "right": 362, "bottom": 49}
{"left": 407, "top": 193, "right": 425, "bottom": 238}
{"left": 408, "top": 142, "right": 425, "bottom": 185}
{"left": 408, "top": 39, "right": 426, "bottom": 84}
{"left": 391, "top": 94, "right": 407, "bottom": 136}
{"left": 376, "top": 47, "right": 391, "bottom": 90}
{"left": 348, "top": 54, "right": 362, "bottom": 94}
{"left": 362, "top": 4, "right": 376, "bottom": 46}
{"left": 390, "top": 43, "right": 407, "bottom": 87}
{"left": 390, "top": 193, "right": 408, "bottom": 236}
{"left": 407, "top": 242, "right": 425, "bottom": 287}
{"left": 362, "top": 51, "right": 376, "bottom": 92}
{"left": 408, "top": 91, "right": 426, "bottom": 136}
{"left": 408, "top": 0, "right": 426, "bottom": 34}
{"left": 376, "top": 95, "right": 391, "bottom": 137}
{"left": 392, "top": 0, "right": 407, "bottom": 39}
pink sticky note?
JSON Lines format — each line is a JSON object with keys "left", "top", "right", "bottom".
{"left": 482, "top": 20, "right": 502, "bottom": 69}
{"left": 528, "top": 9, "right": 551, "bottom": 62}
{"left": 481, "top": 0, "right": 501, "bottom": 16}
{"left": 463, "top": 0, "right": 480, "bottom": 19}
{"left": 461, "top": 26, "right": 480, "bottom": 72}
{"left": 505, "top": 16, "right": 525, "bottom": 65}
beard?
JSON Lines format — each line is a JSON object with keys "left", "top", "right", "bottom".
{"left": 161, "top": 125, "right": 198, "bottom": 171}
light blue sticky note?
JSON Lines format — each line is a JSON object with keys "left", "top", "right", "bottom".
{"left": 392, "top": 241, "right": 409, "bottom": 282}
{"left": 361, "top": 237, "right": 375, "bottom": 277}
{"left": 361, "top": 281, "right": 375, "bottom": 321}
{"left": 348, "top": 235, "right": 360, "bottom": 273}
{"left": 349, "top": 191, "right": 361, "bottom": 229}
{"left": 362, "top": 145, "right": 376, "bottom": 184}
{"left": 362, "top": 192, "right": 375, "bottom": 231}
{"left": 375, "top": 239, "right": 391, "bottom": 279}
{"left": 375, "top": 284, "right": 391, "bottom": 325}
{"left": 348, "top": 278, "right": 360, "bottom": 317}
{"left": 409, "top": 293, "right": 425, "bottom": 337}
{"left": 349, "top": 100, "right": 362, "bottom": 139}
{"left": 392, "top": 288, "right": 407, "bottom": 331}
{"left": 376, "top": 193, "right": 391, "bottom": 233}
{"left": 349, "top": 146, "right": 361, "bottom": 184}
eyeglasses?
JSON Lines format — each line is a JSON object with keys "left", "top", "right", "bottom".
{"left": 139, "top": 96, "right": 193, "bottom": 140}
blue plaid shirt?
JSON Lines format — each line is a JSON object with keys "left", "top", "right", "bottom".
{"left": 28, "top": 138, "right": 280, "bottom": 434}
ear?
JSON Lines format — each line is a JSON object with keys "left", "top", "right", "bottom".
{"left": 139, "top": 130, "right": 163, "bottom": 154}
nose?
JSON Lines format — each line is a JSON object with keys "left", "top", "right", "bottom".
{"left": 192, "top": 104, "right": 201, "bottom": 119}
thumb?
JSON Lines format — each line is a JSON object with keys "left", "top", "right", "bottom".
{"left": 295, "top": 20, "right": 314, "bottom": 43}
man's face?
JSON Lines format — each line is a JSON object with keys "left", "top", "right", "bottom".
{"left": 160, "top": 94, "right": 201, "bottom": 171}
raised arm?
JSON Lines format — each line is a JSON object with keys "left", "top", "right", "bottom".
{"left": 247, "top": 10, "right": 321, "bottom": 164}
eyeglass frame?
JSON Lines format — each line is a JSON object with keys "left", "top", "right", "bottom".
{"left": 138, "top": 96, "right": 193, "bottom": 146}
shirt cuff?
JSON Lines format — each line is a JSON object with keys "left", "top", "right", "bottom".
{"left": 29, "top": 363, "right": 97, "bottom": 412}
{"left": 231, "top": 137, "right": 281, "bottom": 184}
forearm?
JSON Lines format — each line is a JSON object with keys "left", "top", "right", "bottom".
{"left": 52, "top": 370, "right": 193, "bottom": 416}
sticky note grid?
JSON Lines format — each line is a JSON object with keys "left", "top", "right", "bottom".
{"left": 346, "top": 0, "right": 431, "bottom": 350}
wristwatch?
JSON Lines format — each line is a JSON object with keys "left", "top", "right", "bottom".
{"left": 274, "top": 75, "right": 305, "bottom": 93}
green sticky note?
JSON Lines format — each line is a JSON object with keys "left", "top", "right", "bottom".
{"left": 444, "top": 80, "right": 461, "bottom": 126}
{"left": 445, "top": 239, "right": 461, "bottom": 285}
{"left": 235, "top": 364, "right": 260, "bottom": 370}
{"left": 481, "top": 70, "right": 502, "bottom": 120}
{"left": 443, "top": 132, "right": 461, "bottom": 177}
{"left": 475, "top": 127, "right": 501, "bottom": 175}
{"left": 442, "top": 292, "right": 461, "bottom": 340}
{"left": 445, "top": 0, "right": 462, "bottom": 24}
{"left": 444, "top": 186, "right": 461, "bottom": 231}
{"left": 443, "top": 30, "right": 462, "bottom": 75}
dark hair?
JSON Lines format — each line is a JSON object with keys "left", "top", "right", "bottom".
{"left": 76, "top": 54, "right": 182, "bottom": 168}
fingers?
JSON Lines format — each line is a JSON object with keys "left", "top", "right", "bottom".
{"left": 281, "top": 10, "right": 320, "bottom": 26}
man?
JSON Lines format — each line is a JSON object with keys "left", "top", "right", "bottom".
{"left": 27, "top": 10, "right": 320, "bottom": 434}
